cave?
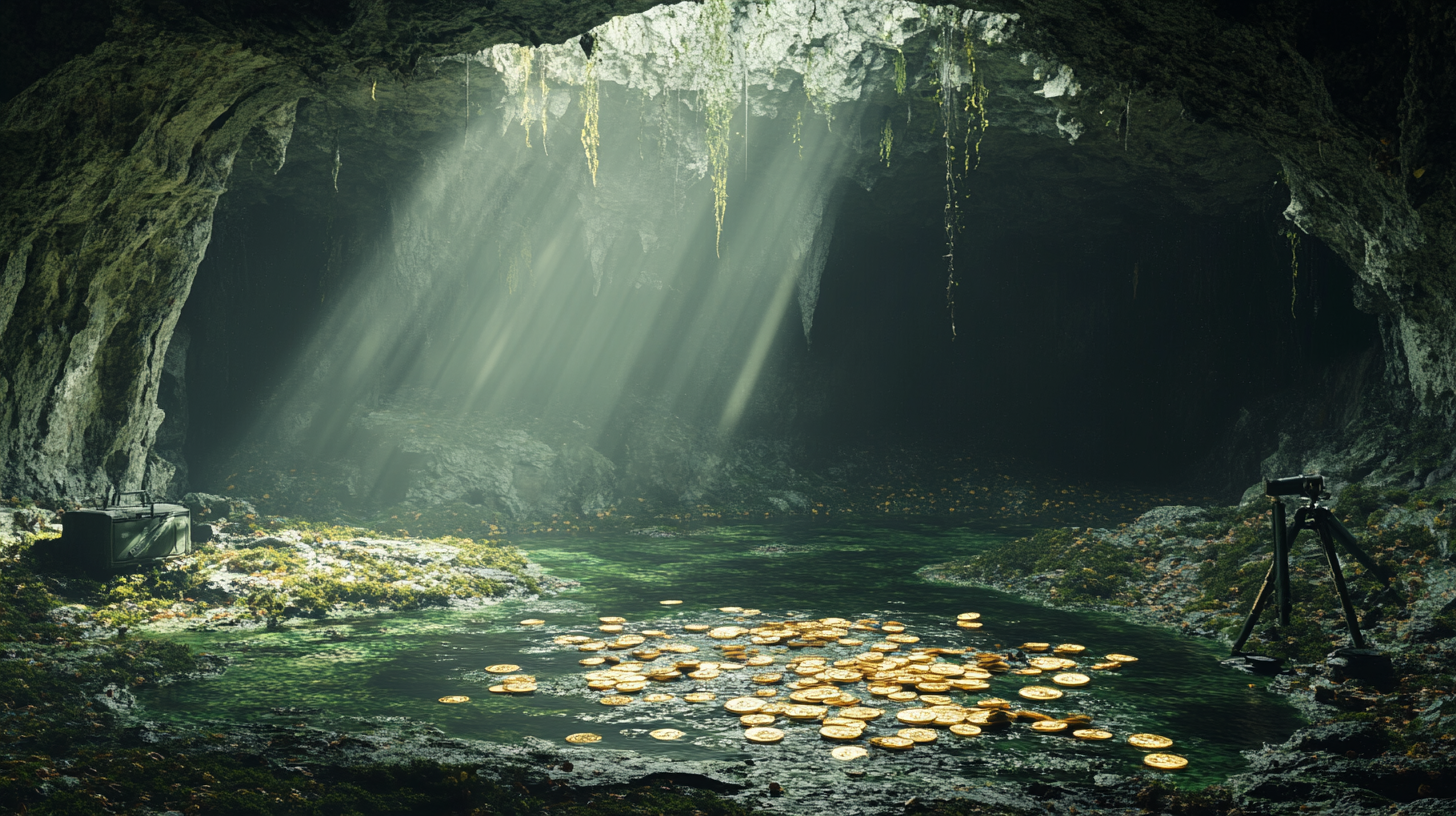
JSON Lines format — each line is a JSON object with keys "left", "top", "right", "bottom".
{"left": 3, "top": 1, "right": 1456, "bottom": 814}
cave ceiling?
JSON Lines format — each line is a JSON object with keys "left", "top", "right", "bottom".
{"left": 2, "top": 0, "right": 1454, "bottom": 502}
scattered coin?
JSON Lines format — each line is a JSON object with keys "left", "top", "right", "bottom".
{"left": 643, "top": 693, "right": 675, "bottom": 702}
{"left": 485, "top": 664, "right": 521, "bottom": 674}
{"left": 659, "top": 600, "right": 683, "bottom": 605}
{"left": 503, "top": 682, "right": 537, "bottom": 693}
{"left": 1128, "top": 733, "right": 1174, "bottom": 749}
{"left": 831, "top": 745, "right": 869, "bottom": 761}
{"left": 725, "top": 697, "right": 767, "bottom": 714}
{"left": 565, "top": 733, "right": 602, "bottom": 744}
{"left": 1143, "top": 753, "right": 1188, "bottom": 770}
{"left": 869, "top": 735, "right": 914, "bottom": 750}
{"left": 957, "top": 620, "right": 984, "bottom": 629}
{"left": 438, "top": 695, "right": 470, "bottom": 704}
{"left": 1090, "top": 661, "right": 1122, "bottom": 671}
{"left": 744, "top": 727, "right": 785, "bottom": 744}
{"left": 614, "top": 681, "right": 646, "bottom": 693}
{"left": 1018, "top": 686, "right": 1064, "bottom": 701}
{"left": 820, "top": 724, "right": 863, "bottom": 741}
{"left": 896, "top": 709, "right": 938, "bottom": 725}
{"left": 579, "top": 657, "right": 605, "bottom": 666}
{"left": 1105, "top": 653, "right": 1138, "bottom": 664}
{"left": 684, "top": 692, "right": 716, "bottom": 703}
{"left": 683, "top": 624, "right": 711, "bottom": 633}
{"left": 785, "top": 705, "right": 827, "bottom": 720}
{"left": 898, "top": 728, "right": 938, "bottom": 743}
{"left": 1030, "top": 721, "right": 1068, "bottom": 733}
{"left": 740, "top": 713, "right": 776, "bottom": 727}
{"left": 599, "top": 695, "right": 632, "bottom": 706}
{"left": 719, "top": 606, "right": 744, "bottom": 613}
{"left": 1073, "top": 729, "right": 1113, "bottom": 741}
{"left": 956, "top": 612, "right": 982, "bottom": 621}
{"left": 839, "top": 706, "right": 885, "bottom": 721}
{"left": 1021, "top": 642, "right": 1050, "bottom": 652}
{"left": 949, "top": 723, "right": 983, "bottom": 737}
{"left": 1052, "top": 672, "right": 1090, "bottom": 688}
{"left": 650, "top": 728, "right": 686, "bottom": 740}
{"left": 519, "top": 619, "right": 546, "bottom": 626}
{"left": 488, "top": 685, "right": 508, "bottom": 694}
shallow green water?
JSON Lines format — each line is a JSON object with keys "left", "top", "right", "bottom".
{"left": 143, "top": 519, "right": 1302, "bottom": 794}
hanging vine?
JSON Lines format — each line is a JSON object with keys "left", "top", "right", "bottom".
{"left": 515, "top": 46, "right": 535, "bottom": 147}
{"left": 1286, "top": 227, "right": 1301, "bottom": 317}
{"left": 934, "top": 13, "right": 963, "bottom": 339}
{"left": 879, "top": 118, "right": 894, "bottom": 167}
{"left": 580, "top": 58, "right": 600, "bottom": 186}
{"left": 702, "top": 0, "right": 736, "bottom": 256}
{"left": 962, "top": 27, "right": 989, "bottom": 172}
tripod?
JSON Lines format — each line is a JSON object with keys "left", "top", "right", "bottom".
{"left": 1231, "top": 481, "right": 1395, "bottom": 654}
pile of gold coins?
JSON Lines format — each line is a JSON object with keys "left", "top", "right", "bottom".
{"left": 467, "top": 606, "right": 1187, "bottom": 771}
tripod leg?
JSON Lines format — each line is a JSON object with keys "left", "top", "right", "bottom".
{"left": 1275, "top": 503, "right": 1303, "bottom": 626}
{"left": 1322, "top": 510, "right": 1395, "bottom": 588}
{"left": 1232, "top": 560, "right": 1277, "bottom": 654}
{"left": 1316, "top": 522, "right": 1367, "bottom": 650}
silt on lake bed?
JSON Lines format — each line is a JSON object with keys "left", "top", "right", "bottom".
{"left": 141, "top": 519, "right": 1303, "bottom": 800}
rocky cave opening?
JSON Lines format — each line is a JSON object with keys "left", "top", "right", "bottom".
{"left": 3, "top": 2, "right": 1455, "bottom": 815}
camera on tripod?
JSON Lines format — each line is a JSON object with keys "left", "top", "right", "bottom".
{"left": 1232, "top": 474, "right": 1395, "bottom": 656}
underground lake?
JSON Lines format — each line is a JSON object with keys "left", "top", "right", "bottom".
{"left": 139, "top": 518, "right": 1304, "bottom": 801}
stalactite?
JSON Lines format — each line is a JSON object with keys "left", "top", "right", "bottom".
{"left": 702, "top": 0, "right": 735, "bottom": 257}
{"left": 1287, "top": 228, "right": 1301, "bottom": 317}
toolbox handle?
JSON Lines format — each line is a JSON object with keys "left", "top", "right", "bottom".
{"left": 114, "top": 490, "right": 156, "bottom": 515}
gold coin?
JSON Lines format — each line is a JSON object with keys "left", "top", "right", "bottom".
{"left": 684, "top": 692, "right": 716, "bottom": 703}
{"left": 949, "top": 679, "right": 991, "bottom": 691}
{"left": 718, "top": 606, "right": 743, "bottom": 613}
{"left": 886, "top": 635, "right": 920, "bottom": 644}
{"left": 599, "top": 624, "right": 624, "bottom": 633}
{"left": 1018, "top": 686, "right": 1064, "bottom": 701}
{"left": 642, "top": 629, "right": 669, "bottom": 637}
{"left": 915, "top": 682, "right": 952, "bottom": 693}
{"left": 886, "top": 691, "right": 919, "bottom": 702}
{"left": 1021, "top": 642, "right": 1050, "bottom": 652}
{"left": 519, "top": 619, "right": 546, "bottom": 626}
{"left": 1105, "top": 653, "right": 1138, "bottom": 664}
{"left": 933, "top": 711, "right": 967, "bottom": 726}
{"left": 599, "top": 616, "right": 627, "bottom": 624}
{"left": 1073, "top": 728, "right": 1113, "bottom": 741}
{"left": 898, "top": 728, "right": 938, "bottom": 743}
{"left": 1128, "top": 733, "right": 1174, "bottom": 749}
{"left": 895, "top": 708, "right": 938, "bottom": 725}
{"left": 823, "top": 717, "right": 860, "bottom": 727}
{"left": 956, "top": 612, "right": 982, "bottom": 621}
{"left": 485, "top": 664, "right": 521, "bottom": 674}
{"left": 718, "top": 662, "right": 745, "bottom": 671}
{"left": 599, "top": 695, "right": 632, "bottom": 706}
{"left": 1030, "top": 721, "right": 1068, "bottom": 733}
{"left": 880, "top": 624, "right": 906, "bottom": 633}
{"left": 754, "top": 689, "right": 778, "bottom": 697}
{"left": 503, "top": 682, "right": 537, "bottom": 693}
{"left": 926, "top": 664, "right": 964, "bottom": 677}
{"left": 957, "top": 621, "right": 984, "bottom": 629}
{"left": 753, "top": 673, "right": 784, "bottom": 685}
{"left": 1013, "top": 668, "right": 1043, "bottom": 676}
{"left": 1091, "top": 661, "right": 1122, "bottom": 671}
{"left": 949, "top": 723, "right": 983, "bottom": 737}
{"left": 838, "top": 638, "right": 864, "bottom": 646}
{"left": 724, "top": 697, "right": 766, "bottom": 714}
{"left": 867, "top": 684, "right": 901, "bottom": 696}
{"left": 791, "top": 688, "right": 841, "bottom": 703}
{"left": 1053, "top": 643, "right": 1086, "bottom": 654}
{"left": 869, "top": 736, "right": 914, "bottom": 750}
{"left": 831, "top": 745, "right": 869, "bottom": 761}
{"left": 650, "top": 728, "right": 685, "bottom": 740}
{"left": 785, "top": 705, "right": 826, "bottom": 720}
{"left": 659, "top": 600, "right": 683, "bottom": 605}
{"left": 687, "top": 669, "right": 720, "bottom": 680}
{"left": 1143, "top": 753, "right": 1188, "bottom": 770}
{"left": 1028, "top": 657, "right": 1067, "bottom": 670}
{"left": 614, "top": 681, "right": 647, "bottom": 693}
{"left": 741, "top": 609, "right": 762, "bottom": 616}
{"left": 1052, "top": 672, "right": 1090, "bottom": 688}
{"left": 565, "top": 733, "right": 602, "bottom": 744}
{"left": 580, "top": 657, "right": 606, "bottom": 666}
{"left": 438, "top": 695, "right": 470, "bottom": 704}
{"left": 488, "top": 685, "right": 508, "bottom": 694}
{"left": 744, "top": 727, "right": 785, "bottom": 744}
{"left": 643, "top": 693, "right": 675, "bottom": 703}
{"left": 579, "top": 642, "right": 607, "bottom": 652}
{"left": 975, "top": 697, "right": 1012, "bottom": 709}
{"left": 820, "top": 725, "right": 863, "bottom": 741}
{"left": 708, "top": 626, "right": 746, "bottom": 640}
{"left": 683, "top": 624, "right": 711, "bottom": 633}
{"left": 740, "top": 713, "right": 776, "bottom": 727}
{"left": 746, "top": 656, "right": 775, "bottom": 667}
{"left": 838, "top": 706, "right": 885, "bottom": 721}
{"left": 662, "top": 644, "right": 698, "bottom": 653}
{"left": 503, "top": 674, "right": 535, "bottom": 683}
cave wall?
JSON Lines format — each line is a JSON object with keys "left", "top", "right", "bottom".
{"left": 0, "top": 0, "right": 657, "bottom": 502}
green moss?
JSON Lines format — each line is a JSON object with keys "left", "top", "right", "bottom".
{"left": 930, "top": 528, "right": 1143, "bottom": 605}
